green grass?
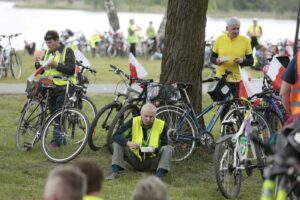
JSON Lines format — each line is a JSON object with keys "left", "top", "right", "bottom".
{"left": 2, "top": 52, "right": 264, "bottom": 84}
{"left": 0, "top": 94, "right": 264, "bottom": 200}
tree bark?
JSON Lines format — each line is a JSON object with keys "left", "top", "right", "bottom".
{"left": 160, "top": 0, "right": 208, "bottom": 113}
{"left": 104, "top": 0, "right": 120, "bottom": 32}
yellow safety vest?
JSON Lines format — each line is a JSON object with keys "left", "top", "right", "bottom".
{"left": 146, "top": 27, "right": 155, "bottom": 39}
{"left": 43, "top": 46, "right": 76, "bottom": 86}
{"left": 290, "top": 51, "right": 300, "bottom": 115}
{"left": 89, "top": 33, "right": 101, "bottom": 48}
{"left": 84, "top": 195, "right": 104, "bottom": 200}
{"left": 248, "top": 25, "right": 262, "bottom": 40}
{"left": 128, "top": 24, "right": 139, "bottom": 44}
{"left": 131, "top": 116, "right": 165, "bottom": 161}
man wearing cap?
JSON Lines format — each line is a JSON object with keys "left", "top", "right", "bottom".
{"left": 35, "top": 30, "right": 76, "bottom": 148}
{"left": 247, "top": 18, "right": 263, "bottom": 50}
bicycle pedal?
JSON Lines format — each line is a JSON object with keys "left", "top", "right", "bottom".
{"left": 242, "top": 160, "right": 253, "bottom": 176}
{"left": 23, "top": 143, "right": 32, "bottom": 150}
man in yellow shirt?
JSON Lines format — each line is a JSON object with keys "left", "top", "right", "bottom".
{"left": 210, "top": 17, "right": 253, "bottom": 119}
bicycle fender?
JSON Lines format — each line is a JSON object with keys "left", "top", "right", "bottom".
{"left": 216, "top": 134, "right": 233, "bottom": 144}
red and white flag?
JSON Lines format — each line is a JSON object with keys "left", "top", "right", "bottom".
{"left": 266, "top": 56, "right": 286, "bottom": 91}
{"left": 129, "top": 53, "right": 148, "bottom": 79}
{"left": 239, "top": 66, "right": 262, "bottom": 98}
{"left": 27, "top": 55, "right": 55, "bottom": 81}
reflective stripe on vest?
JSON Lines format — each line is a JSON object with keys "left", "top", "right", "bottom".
{"left": 43, "top": 47, "right": 76, "bottom": 86}
{"left": 290, "top": 51, "right": 300, "bottom": 115}
{"left": 131, "top": 116, "right": 165, "bottom": 161}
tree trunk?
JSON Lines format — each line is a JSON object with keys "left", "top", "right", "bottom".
{"left": 157, "top": 14, "right": 167, "bottom": 41}
{"left": 160, "top": 0, "right": 208, "bottom": 113}
{"left": 104, "top": 0, "right": 120, "bottom": 32}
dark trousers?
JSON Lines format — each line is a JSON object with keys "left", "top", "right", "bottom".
{"left": 130, "top": 43, "right": 136, "bottom": 56}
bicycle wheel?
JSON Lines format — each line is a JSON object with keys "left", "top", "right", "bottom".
{"left": 156, "top": 105, "right": 196, "bottom": 161}
{"left": 79, "top": 96, "right": 97, "bottom": 123}
{"left": 222, "top": 108, "right": 272, "bottom": 142}
{"left": 10, "top": 50, "right": 22, "bottom": 79}
{"left": 42, "top": 108, "right": 90, "bottom": 163}
{"left": 255, "top": 107, "right": 284, "bottom": 135}
{"left": 16, "top": 99, "right": 44, "bottom": 151}
{"left": 214, "top": 138, "right": 242, "bottom": 199}
{"left": 107, "top": 104, "right": 140, "bottom": 154}
{"left": 89, "top": 102, "right": 122, "bottom": 151}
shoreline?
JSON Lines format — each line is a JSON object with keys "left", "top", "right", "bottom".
{"left": 13, "top": 1, "right": 297, "bottom": 20}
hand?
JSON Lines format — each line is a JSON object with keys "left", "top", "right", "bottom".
{"left": 34, "top": 56, "right": 41, "bottom": 63}
{"left": 216, "top": 58, "right": 222, "bottom": 65}
{"left": 47, "top": 60, "right": 57, "bottom": 69}
{"left": 234, "top": 57, "right": 243, "bottom": 64}
{"left": 127, "top": 141, "right": 140, "bottom": 149}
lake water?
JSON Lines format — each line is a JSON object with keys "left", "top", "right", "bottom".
{"left": 0, "top": 1, "right": 298, "bottom": 50}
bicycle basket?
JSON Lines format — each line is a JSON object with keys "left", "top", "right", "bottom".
{"left": 207, "top": 79, "right": 230, "bottom": 101}
{"left": 147, "top": 83, "right": 181, "bottom": 104}
{"left": 25, "top": 78, "right": 53, "bottom": 97}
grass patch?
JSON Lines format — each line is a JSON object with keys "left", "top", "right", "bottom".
{"left": 2, "top": 52, "right": 265, "bottom": 84}
{"left": 0, "top": 94, "right": 263, "bottom": 199}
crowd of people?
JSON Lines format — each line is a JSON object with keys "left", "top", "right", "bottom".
{"left": 26, "top": 14, "right": 300, "bottom": 199}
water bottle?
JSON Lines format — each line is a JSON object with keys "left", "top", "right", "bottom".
{"left": 239, "top": 136, "right": 247, "bottom": 156}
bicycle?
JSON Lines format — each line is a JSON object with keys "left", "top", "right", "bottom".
{"left": 214, "top": 97, "right": 270, "bottom": 199}
{"left": 88, "top": 64, "right": 140, "bottom": 151}
{"left": 16, "top": 76, "right": 90, "bottom": 163}
{"left": 0, "top": 33, "right": 22, "bottom": 79}
{"left": 73, "top": 61, "right": 98, "bottom": 123}
{"left": 221, "top": 75, "right": 286, "bottom": 138}
{"left": 155, "top": 72, "right": 243, "bottom": 161}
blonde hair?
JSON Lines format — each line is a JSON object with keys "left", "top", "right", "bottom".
{"left": 132, "top": 176, "right": 169, "bottom": 200}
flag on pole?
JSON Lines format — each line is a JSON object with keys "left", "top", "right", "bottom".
{"left": 129, "top": 53, "right": 148, "bottom": 79}
{"left": 27, "top": 55, "right": 55, "bottom": 81}
{"left": 266, "top": 56, "right": 286, "bottom": 91}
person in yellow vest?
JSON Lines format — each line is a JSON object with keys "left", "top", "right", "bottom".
{"left": 247, "top": 18, "right": 263, "bottom": 50}
{"left": 34, "top": 30, "right": 76, "bottom": 148}
{"left": 210, "top": 17, "right": 253, "bottom": 120}
{"left": 105, "top": 103, "right": 173, "bottom": 180}
{"left": 89, "top": 32, "right": 101, "bottom": 58}
{"left": 146, "top": 21, "right": 157, "bottom": 55}
{"left": 128, "top": 18, "right": 141, "bottom": 56}
{"left": 74, "top": 159, "right": 104, "bottom": 200}
{"left": 280, "top": 52, "right": 300, "bottom": 117}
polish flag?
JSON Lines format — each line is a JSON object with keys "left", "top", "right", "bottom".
{"left": 129, "top": 53, "right": 148, "bottom": 79}
{"left": 266, "top": 56, "right": 286, "bottom": 91}
{"left": 27, "top": 56, "right": 55, "bottom": 81}
{"left": 239, "top": 66, "right": 262, "bottom": 98}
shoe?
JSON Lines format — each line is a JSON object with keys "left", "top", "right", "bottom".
{"left": 105, "top": 172, "right": 120, "bottom": 181}
{"left": 50, "top": 143, "right": 58, "bottom": 150}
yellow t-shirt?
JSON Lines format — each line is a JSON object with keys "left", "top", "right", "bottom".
{"left": 212, "top": 34, "right": 252, "bottom": 82}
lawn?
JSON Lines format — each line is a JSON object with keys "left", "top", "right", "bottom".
{"left": 0, "top": 93, "right": 264, "bottom": 200}
{"left": 0, "top": 53, "right": 265, "bottom": 199}
{"left": 1, "top": 52, "right": 264, "bottom": 84}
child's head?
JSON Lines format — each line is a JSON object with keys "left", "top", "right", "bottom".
{"left": 73, "top": 159, "right": 104, "bottom": 195}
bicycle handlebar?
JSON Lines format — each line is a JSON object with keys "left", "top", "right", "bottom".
{"left": 109, "top": 65, "right": 130, "bottom": 79}
{"left": 76, "top": 61, "right": 96, "bottom": 74}
{"left": 0, "top": 33, "right": 22, "bottom": 39}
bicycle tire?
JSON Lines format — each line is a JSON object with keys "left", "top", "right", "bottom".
{"left": 10, "top": 50, "right": 22, "bottom": 79}
{"left": 107, "top": 104, "right": 140, "bottom": 154}
{"left": 41, "top": 108, "right": 90, "bottom": 163}
{"left": 255, "top": 107, "right": 284, "bottom": 135}
{"left": 88, "top": 101, "right": 122, "bottom": 151}
{"left": 16, "top": 99, "right": 44, "bottom": 151}
{"left": 156, "top": 105, "right": 197, "bottom": 161}
{"left": 80, "top": 96, "right": 97, "bottom": 123}
{"left": 214, "top": 138, "right": 242, "bottom": 199}
{"left": 222, "top": 108, "right": 272, "bottom": 141}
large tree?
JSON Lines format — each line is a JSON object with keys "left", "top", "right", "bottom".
{"left": 104, "top": 0, "right": 120, "bottom": 32}
{"left": 160, "top": 0, "right": 208, "bottom": 112}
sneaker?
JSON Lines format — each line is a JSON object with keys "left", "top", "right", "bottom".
{"left": 105, "top": 172, "right": 120, "bottom": 181}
